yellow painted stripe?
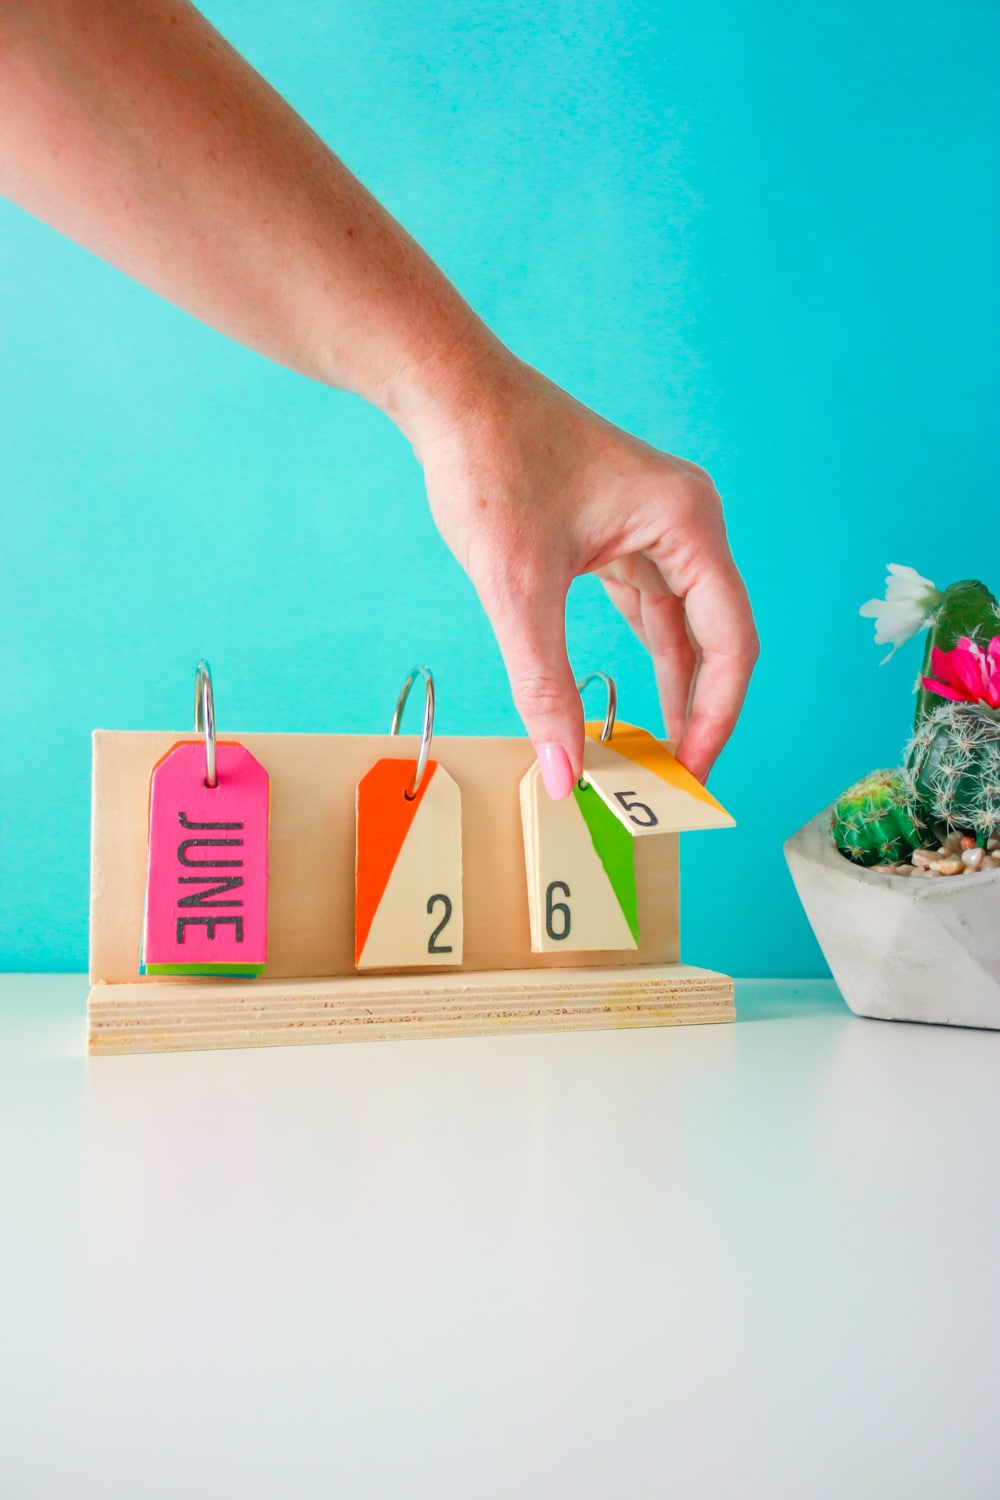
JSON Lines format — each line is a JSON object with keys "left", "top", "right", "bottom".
{"left": 584, "top": 721, "right": 731, "bottom": 816}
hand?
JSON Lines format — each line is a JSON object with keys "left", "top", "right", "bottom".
{"left": 407, "top": 347, "right": 759, "bottom": 797}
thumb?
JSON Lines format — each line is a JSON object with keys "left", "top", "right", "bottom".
{"left": 486, "top": 581, "right": 583, "bottom": 800}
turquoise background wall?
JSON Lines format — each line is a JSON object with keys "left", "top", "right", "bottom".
{"left": 1, "top": 0, "right": 996, "bottom": 974}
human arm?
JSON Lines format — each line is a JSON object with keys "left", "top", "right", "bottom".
{"left": 0, "top": 0, "right": 757, "bottom": 791}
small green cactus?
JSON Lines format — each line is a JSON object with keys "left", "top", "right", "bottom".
{"left": 915, "top": 579, "right": 1000, "bottom": 727}
{"left": 831, "top": 768, "right": 925, "bottom": 866}
{"left": 905, "top": 703, "right": 1000, "bottom": 844}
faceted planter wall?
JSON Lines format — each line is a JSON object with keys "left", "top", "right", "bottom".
{"left": 785, "top": 807, "right": 1000, "bottom": 1029}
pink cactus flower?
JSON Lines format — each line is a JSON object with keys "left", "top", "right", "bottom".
{"left": 922, "top": 636, "right": 1000, "bottom": 708}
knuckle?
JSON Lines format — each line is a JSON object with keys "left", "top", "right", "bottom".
{"left": 734, "top": 647, "right": 760, "bottom": 681}
{"left": 690, "top": 472, "right": 723, "bottom": 515}
{"left": 509, "top": 672, "right": 569, "bottom": 720}
{"left": 672, "top": 469, "right": 723, "bottom": 527}
{"left": 685, "top": 459, "right": 714, "bottom": 489}
{"left": 736, "top": 617, "right": 762, "bottom": 669}
{"left": 473, "top": 551, "right": 550, "bottom": 611}
{"left": 707, "top": 634, "right": 759, "bottom": 675}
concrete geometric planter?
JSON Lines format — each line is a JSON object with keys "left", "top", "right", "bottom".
{"left": 785, "top": 805, "right": 1000, "bottom": 1029}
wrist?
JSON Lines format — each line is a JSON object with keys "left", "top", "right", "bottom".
{"left": 376, "top": 313, "right": 518, "bottom": 460}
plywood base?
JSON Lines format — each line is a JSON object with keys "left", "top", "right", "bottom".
{"left": 87, "top": 963, "right": 734, "bottom": 1055}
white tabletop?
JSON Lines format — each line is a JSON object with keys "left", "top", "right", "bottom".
{"left": 1, "top": 975, "right": 998, "bottom": 1499}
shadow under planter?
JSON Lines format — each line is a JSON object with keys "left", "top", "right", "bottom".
{"left": 785, "top": 807, "right": 1000, "bottom": 1030}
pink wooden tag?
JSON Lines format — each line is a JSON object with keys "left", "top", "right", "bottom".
{"left": 141, "top": 741, "right": 270, "bottom": 977}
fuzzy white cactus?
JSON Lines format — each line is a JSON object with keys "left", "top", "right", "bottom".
{"left": 905, "top": 703, "right": 1000, "bottom": 842}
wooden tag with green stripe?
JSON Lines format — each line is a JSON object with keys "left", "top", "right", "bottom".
{"left": 519, "top": 762, "right": 638, "bottom": 953}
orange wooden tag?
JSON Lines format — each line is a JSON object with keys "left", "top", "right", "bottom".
{"left": 581, "top": 721, "right": 735, "bottom": 835}
{"left": 355, "top": 758, "right": 463, "bottom": 970}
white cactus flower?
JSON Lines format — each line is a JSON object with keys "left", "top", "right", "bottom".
{"left": 859, "top": 563, "right": 942, "bottom": 663}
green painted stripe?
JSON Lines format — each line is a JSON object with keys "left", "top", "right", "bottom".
{"left": 141, "top": 963, "right": 264, "bottom": 977}
{"left": 572, "top": 782, "right": 639, "bottom": 943}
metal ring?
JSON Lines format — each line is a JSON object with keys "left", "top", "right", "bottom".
{"left": 576, "top": 671, "right": 617, "bottom": 742}
{"left": 194, "top": 659, "right": 218, "bottom": 789}
{"left": 389, "top": 665, "right": 435, "bottom": 798}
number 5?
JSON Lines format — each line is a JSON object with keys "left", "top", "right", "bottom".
{"left": 613, "top": 791, "right": 658, "bottom": 828}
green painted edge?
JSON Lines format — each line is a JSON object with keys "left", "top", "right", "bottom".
{"left": 141, "top": 963, "right": 264, "bottom": 977}
{"left": 572, "top": 782, "right": 639, "bottom": 943}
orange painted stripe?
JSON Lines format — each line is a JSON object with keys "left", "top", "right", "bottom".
{"left": 584, "top": 721, "right": 728, "bottom": 814}
{"left": 355, "top": 759, "right": 437, "bottom": 964}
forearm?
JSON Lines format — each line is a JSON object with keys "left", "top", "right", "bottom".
{"left": 0, "top": 0, "right": 494, "bottom": 438}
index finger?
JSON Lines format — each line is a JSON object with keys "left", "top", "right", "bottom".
{"left": 663, "top": 561, "right": 758, "bottom": 782}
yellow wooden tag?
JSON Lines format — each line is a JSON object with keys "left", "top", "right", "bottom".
{"left": 355, "top": 758, "right": 463, "bottom": 970}
{"left": 581, "top": 721, "right": 735, "bottom": 836}
{"left": 520, "top": 762, "right": 638, "bottom": 953}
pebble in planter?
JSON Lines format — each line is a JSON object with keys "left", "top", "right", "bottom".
{"left": 786, "top": 564, "right": 1000, "bottom": 1029}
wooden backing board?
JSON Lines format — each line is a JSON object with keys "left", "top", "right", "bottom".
{"left": 90, "top": 730, "right": 681, "bottom": 983}
{"left": 88, "top": 964, "right": 735, "bottom": 1055}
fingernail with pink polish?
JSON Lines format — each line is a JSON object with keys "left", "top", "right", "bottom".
{"left": 537, "top": 743, "right": 574, "bottom": 800}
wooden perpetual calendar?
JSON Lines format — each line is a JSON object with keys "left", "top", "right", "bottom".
{"left": 87, "top": 664, "right": 736, "bottom": 1055}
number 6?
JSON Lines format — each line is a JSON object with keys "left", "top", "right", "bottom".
{"left": 545, "top": 881, "right": 571, "bottom": 941}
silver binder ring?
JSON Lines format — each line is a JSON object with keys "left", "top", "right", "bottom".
{"left": 576, "top": 671, "right": 617, "bottom": 742}
{"left": 390, "top": 664, "right": 435, "bottom": 799}
{"left": 194, "top": 659, "right": 218, "bottom": 789}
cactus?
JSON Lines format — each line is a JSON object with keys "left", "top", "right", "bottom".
{"left": 831, "top": 769, "right": 925, "bottom": 865}
{"left": 915, "top": 579, "right": 999, "bottom": 727}
{"left": 905, "top": 703, "right": 1000, "bottom": 844}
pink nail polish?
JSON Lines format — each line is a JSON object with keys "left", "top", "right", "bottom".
{"left": 537, "top": 743, "right": 575, "bottom": 800}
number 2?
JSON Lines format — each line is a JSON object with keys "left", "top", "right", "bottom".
{"left": 613, "top": 791, "right": 658, "bottom": 828}
{"left": 427, "top": 893, "right": 453, "bottom": 953}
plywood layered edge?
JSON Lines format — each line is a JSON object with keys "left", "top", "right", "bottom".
{"left": 87, "top": 963, "right": 735, "bottom": 1055}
